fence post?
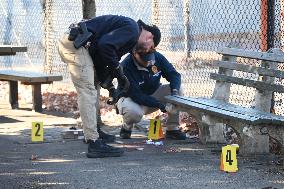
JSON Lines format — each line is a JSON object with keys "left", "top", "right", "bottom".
{"left": 183, "top": 0, "right": 190, "bottom": 59}
{"left": 260, "top": 0, "right": 276, "bottom": 113}
{"left": 281, "top": 0, "right": 284, "bottom": 51}
{"left": 151, "top": 0, "right": 159, "bottom": 25}
{"left": 43, "top": 0, "right": 53, "bottom": 74}
{"left": 261, "top": 0, "right": 275, "bottom": 51}
{"left": 3, "top": 0, "right": 13, "bottom": 67}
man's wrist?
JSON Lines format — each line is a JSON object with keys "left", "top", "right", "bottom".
{"left": 171, "top": 89, "right": 179, "bottom": 96}
{"left": 158, "top": 103, "right": 167, "bottom": 113}
{"left": 111, "top": 66, "right": 124, "bottom": 78}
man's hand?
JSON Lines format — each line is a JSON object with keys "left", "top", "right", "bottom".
{"left": 158, "top": 103, "right": 167, "bottom": 113}
{"left": 111, "top": 66, "right": 130, "bottom": 92}
{"left": 107, "top": 88, "right": 123, "bottom": 105}
{"left": 111, "top": 66, "right": 124, "bottom": 79}
{"left": 171, "top": 89, "right": 179, "bottom": 96}
{"left": 118, "top": 75, "right": 130, "bottom": 92}
{"left": 165, "top": 103, "right": 178, "bottom": 114}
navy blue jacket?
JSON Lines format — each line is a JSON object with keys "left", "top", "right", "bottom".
{"left": 121, "top": 52, "right": 181, "bottom": 108}
{"left": 85, "top": 15, "right": 140, "bottom": 80}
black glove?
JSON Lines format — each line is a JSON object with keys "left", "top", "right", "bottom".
{"left": 111, "top": 66, "right": 130, "bottom": 92}
{"left": 107, "top": 88, "right": 122, "bottom": 105}
{"left": 171, "top": 89, "right": 179, "bottom": 96}
{"left": 158, "top": 103, "right": 167, "bottom": 113}
{"left": 100, "top": 75, "right": 114, "bottom": 89}
{"left": 118, "top": 75, "right": 130, "bottom": 92}
{"left": 111, "top": 66, "right": 124, "bottom": 79}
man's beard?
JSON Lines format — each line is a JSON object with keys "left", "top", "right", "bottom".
{"left": 134, "top": 43, "right": 147, "bottom": 54}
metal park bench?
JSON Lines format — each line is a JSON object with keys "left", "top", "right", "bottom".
{"left": 165, "top": 47, "right": 284, "bottom": 154}
{"left": 0, "top": 70, "right": 62, "bottom": 112}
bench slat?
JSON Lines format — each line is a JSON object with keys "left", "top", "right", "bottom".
{"left": 0, "top": 45, "right": 27, "bottom": 53}
{"left": 213, "top": 60, "right": 284, "bottom": 79}
{"left": 216, "top": 47, "right": 284, "bottom": 63}
{"left": 0, "top": 45, "right": 27, "bottom": 56}
{"left": 165, "top": 95, "right": 284, "bottom": 125}
{"left": 0, "top": 70, "right": 62, "bottom": 83}
{"left": 210, "top": 73, "right": 284, "bottom": 93}
{"left": 173, "top": 96, "right": 270, "bottom": 120}
{"left": 165, "top": 96, "right": 261, "bottom": 124}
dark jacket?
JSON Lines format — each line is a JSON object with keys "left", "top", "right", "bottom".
{"left": 85, "top": 15, "right": 140, "bottom": 81}
{"left": 121, "top": 52, "right": 181, "bottom": 108}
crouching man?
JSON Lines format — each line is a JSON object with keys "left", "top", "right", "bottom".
{"left": 116, "top": 51, "right": 186, "bottom": 140}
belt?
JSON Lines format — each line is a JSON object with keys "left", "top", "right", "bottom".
{"left": 68, "top": 22, "right": 93, "bottom": 49}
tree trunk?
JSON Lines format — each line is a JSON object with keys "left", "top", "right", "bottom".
{"left": 82, "top": 0, "right": 96, "bottom": 19}
{"left": 81, "top": 0, "right": 103, "bottom": 124}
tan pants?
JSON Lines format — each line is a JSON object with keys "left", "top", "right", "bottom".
{"left": 58, "top": 33, "right": 99, "bottom": 140}
{"left": 117, "top": 84, "right": 180, "bottom": 131}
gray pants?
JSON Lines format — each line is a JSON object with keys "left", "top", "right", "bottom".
{"left": 58, "top": 33, "right": 99, "bottom": 140}
{"left": 116, "top": 84, "right": 180, "bottom": 131}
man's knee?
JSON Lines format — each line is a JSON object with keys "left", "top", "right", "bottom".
{"left": 123, "top": 110, "right": 143, "bottom": 124}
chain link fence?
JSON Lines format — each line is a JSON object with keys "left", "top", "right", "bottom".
{"left": 0, "top": 0, "right": 284, "bottom": 115}
{"left": 0, "top": 0, "right": 45, "bottom": 69}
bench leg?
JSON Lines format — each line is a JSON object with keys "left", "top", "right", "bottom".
{"left": 9, "top": 81, "right": 19, "bottom": 109}
{"left": 199, "top": 115, "right": 226, "bottom": 144}
{"left": 235, "top": 124, "right": 269, "bottom": 155}
{"left": 32, "top": 84, "right": 42, "bottom": 112}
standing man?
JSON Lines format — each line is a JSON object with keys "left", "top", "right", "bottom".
{"left": 116, "top": 51, "right": 186, "bottom": 140}
{"left": 58, "top": 15, "right": 161, "bottom": 158}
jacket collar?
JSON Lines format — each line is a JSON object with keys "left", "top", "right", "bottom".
{"left": 132, "top": 56, "right": 149, "bottom": 72}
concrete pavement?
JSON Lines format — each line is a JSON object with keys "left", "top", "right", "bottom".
{"left": 0, "top": 104, "right": 283, "bottom": 189}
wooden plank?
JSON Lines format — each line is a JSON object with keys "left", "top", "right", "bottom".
{"left": 165, "top": 96, "right": 260, "bottom": 124}
{"left": 165, "top": 95, "right": 284, "bottom": 125}
{"left": 0, "top": 46, "right": 12, "bottom": 53}
{"left": 172, "top": 96, "right": 262, "bottom": 119}
{"left": 210, "top": 73, "right": 284, "bottom": 93}
{"left": 0, "top": 70, "right": 62, "bottom": 83}
{"left": 168, "top": 96, "right": 264, "bottom": 123}
{"left": 213, "top": 60, "right": 284, "bottom": 79}
{"left": 179, "top": 96, "right": 273, "bottom": 120}
{"left": 0, "top": 45, "right": 27, "bottom": 52}
{"left": 10, "top": 46, "right": 27, "bottom": 53}
{"left": 0, "top": 52, "right": 16, "bottom": 56}
{"left": 216, "top": 47, "right": 284, "bottom": 63}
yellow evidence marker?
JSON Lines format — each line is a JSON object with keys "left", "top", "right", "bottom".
{"left": 32, "top": 122, "right": 44, "bottom": 142}
{"left": 220, "top": 144, "right": 238, "bottom": 172}
{"left": 148, "top": 119, "right": 164, "bottom": 140}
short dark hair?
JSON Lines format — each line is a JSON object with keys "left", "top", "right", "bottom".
{"left": 137, "top": 19, "right": 161, "bottom": 47}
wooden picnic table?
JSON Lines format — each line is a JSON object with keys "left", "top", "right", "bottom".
{"left": 0, "top": 45, "right": 27, "bottom": 56}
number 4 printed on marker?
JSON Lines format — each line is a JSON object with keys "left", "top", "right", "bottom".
{"left": 220, "top": 145, "right": 238, "bottom": 172}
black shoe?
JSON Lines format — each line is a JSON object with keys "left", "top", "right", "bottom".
{"left": 120, "top": 128, "right": 132, "bottom": 139}
{"left": 83, "top": 139, "right": 92, "bottom": 144}
{"left": 166, "top": 130, "right": 187, "bottom": 140}
{"left": 86, "top": 139, "right": 124, "bottom": 158}
{"left": 83, "top": 131, "right": 115, "bottom": 144}
{"left": 99, "top": 130, "right": 115, "bottom": 143}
